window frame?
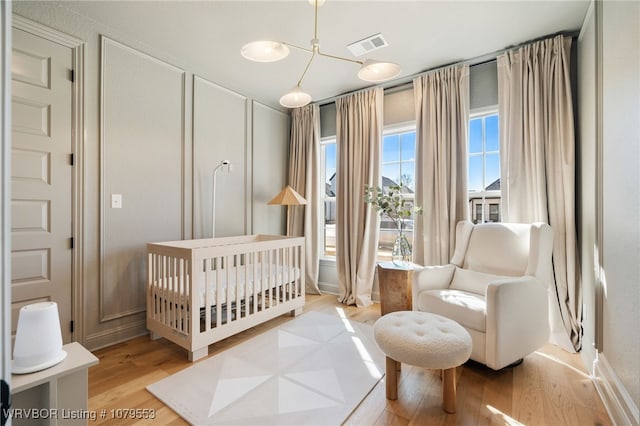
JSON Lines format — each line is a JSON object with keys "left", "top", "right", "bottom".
{"left": 320, "top": 135, "right": 337, "bottom": 259}
{"left": 468, "top": 107, "right": 501, "bottom": 224}
{"left": 376, "top": 122, "right": 417, "bottom": 261}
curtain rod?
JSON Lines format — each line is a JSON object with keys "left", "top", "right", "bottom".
{"left": 317, "top": 30, "right": 580, "bottom": 107}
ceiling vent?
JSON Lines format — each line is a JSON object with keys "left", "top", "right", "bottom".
{"left": 347, "top": 33, "right": 389, "bottom": 57}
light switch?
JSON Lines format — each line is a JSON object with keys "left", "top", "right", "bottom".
{"left": 111, "top": 194, "right": 122, "bottom": 209}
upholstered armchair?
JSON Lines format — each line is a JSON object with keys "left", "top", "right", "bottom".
{"left": 412, "top": 221, "right": 554, "bottom": 370}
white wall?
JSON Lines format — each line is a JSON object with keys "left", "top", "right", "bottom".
{"left": 251, "top": 102, "right": 289, "bottom": 235}
{"left": 11, "top": 3, "right": 289, "bottom": 350}
{"left": 192, "top": 76, "right": 249, "bottom": 239}
{"left": 579, "top": 1, "right": 640, "bottom": 423}
{"left": 600, "top": 0, "right": 640, "bottom": 417}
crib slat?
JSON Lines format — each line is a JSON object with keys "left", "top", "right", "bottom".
{"left": 215, "top": 257, "right": 222, "bottom": 328}
{"left": 205, "top": 258, "right": 212, "bottom": 332}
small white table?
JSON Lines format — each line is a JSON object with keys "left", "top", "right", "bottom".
{"left": 11, "top": 342, "right": 99, "bottom": 425}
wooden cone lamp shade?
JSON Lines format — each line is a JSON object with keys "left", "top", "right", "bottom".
{"left": 268, "top": 185, "right": 307, "bottom": 236}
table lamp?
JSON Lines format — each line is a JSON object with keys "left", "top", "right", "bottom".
{"left": 268, "top": 185, "right": 307, "bottom": 236}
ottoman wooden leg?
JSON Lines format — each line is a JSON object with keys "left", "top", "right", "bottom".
{"left": 385, "top": 357, "right": 398, "bottom": 400}
{"left": 442, "top": 367, "right": 457, "bottom": 413}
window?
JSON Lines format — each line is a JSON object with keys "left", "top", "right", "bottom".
{"left": 321, "top": 138, "right": 337, "bottom": 257}
{"left": 468, "top": 111, "right": 501, "bottom": 223}
{"left": 321, "top": 127, "right": 418, "bottom": 260}
{"left": 377, "top": 126, "right": 416, "bottom": 261}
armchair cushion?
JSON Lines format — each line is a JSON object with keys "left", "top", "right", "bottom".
{"left": 449, "top": 267, "right": 512, "bottom": 296}
{"left": 418, "top": 289, "right": 486, "bottom": 332}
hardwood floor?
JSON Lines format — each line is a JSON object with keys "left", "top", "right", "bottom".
{"left": 88, "top": 294, "right": 611, "bottom": 425}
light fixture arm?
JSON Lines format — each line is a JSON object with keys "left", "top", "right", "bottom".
{"left": 318, "top": 51, "right": 363, "bottom": 65}
{"left": 282, "top": 42, "right": 314, "bottom": 54}
{"left": 314, "top": 0, "right": 319, "bottom": 40}
{"left": 296, "top": 50, "right": 317, "bottom": 87}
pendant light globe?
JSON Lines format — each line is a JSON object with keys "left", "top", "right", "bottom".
{"left": 241, "top": 41, "right": 289, "bottom": 62}
{"left": 357, "top": 59, "right": 401, "bottom": 82}
{"left": 279, "top": 86, "right": 312, "bottom": 108}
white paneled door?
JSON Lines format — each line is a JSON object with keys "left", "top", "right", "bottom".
{"left": 11, "top": 28, "right": 73, "bottom": 343}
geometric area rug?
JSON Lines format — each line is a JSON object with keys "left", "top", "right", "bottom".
{"left": 147, "top": 311, "right": 385, "bottom": 425}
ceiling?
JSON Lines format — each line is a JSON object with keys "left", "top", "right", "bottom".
{"left": 48, "top": 0, "right": 590, "bottom": 109}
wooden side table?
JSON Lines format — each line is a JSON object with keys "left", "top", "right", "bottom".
{"left": 376, "top": 261, "right": 420, "bottom": 315}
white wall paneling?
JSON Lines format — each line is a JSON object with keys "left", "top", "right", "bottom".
{"left": 192, "top": 75, "right": 247, "bottom": 239}
{"left": 99, "top": 36, "right": 185, "bottom": 322}
{"left": 251, "top": 101, "right": 288, "bottom": 235}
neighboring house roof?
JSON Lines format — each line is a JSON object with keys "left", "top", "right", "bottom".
{"left": 326, "top": 174, "right": 415, "bottom": 196}
{"left": 486, "top": 178, "right": 500, "bottom": 191}
{"left": 325, "top": 182, "right": 335, "bottom": 197}
{"left": 382, "top": 176, "right": 414, "bottom": 194}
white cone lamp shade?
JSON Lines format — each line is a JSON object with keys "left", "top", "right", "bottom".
{"left": 279, "top": 86, "right": 312, "bottom": 108}
{"left": 12, "top": 302, "right": 67, "bottom": 374}
{"left": 241, "top": 41, "right": 289, "bottom": 62}
{"left": 357, "top": 59, "right": 401, "bottom": 82}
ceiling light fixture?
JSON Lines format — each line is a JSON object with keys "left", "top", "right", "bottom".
{"left": 241, "top": 0, "right": 401, "bottom": 109}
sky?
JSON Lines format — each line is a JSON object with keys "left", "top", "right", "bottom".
{"left": 324, "top": 113, "right": 499, "bottom": 193}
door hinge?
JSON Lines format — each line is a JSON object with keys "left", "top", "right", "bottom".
{"left": 69, "top": 237, "right": 74, "bottom": 249}
{"left": 69, "top": 153, "right": 74, "bottom": 166}
{"left": 70, "top": 320, "right": 75, "bottom": 333}
{"left": 70, "top": 69, "right": 75, "bottom": 82}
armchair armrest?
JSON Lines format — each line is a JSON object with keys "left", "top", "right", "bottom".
{"left": 412, "top": 264, "right": 456, "bottom": 307}
{"left": 485, "top": 276, "right": 549, "bottom": 370}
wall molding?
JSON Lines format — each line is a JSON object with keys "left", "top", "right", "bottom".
{"left": 593, "top": 353, "right": 640, "bottom": 426}
{"left": 191, "top": 74, "right": 248, "bottom": 238}
{"left": 12, "top": 15, "right": 84, "bottom": 48}
{"left": 99, "top": 36, "right": 186, "bottom": 323}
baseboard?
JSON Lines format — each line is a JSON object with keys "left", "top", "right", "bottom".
{"left": 84, "top": 319, "right": 148, "bottom": 351}
{"left": 318, "top": 282, "right": 339, "bottom": 295}
{"left": 318, "top": 282, "right": 380, "bottom": 303}
{"left": 593, "top": 353, "right": 639, "bottom": 426}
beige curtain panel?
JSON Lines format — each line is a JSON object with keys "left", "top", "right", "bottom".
{"left": 288, "top": 104, "right": 321, "bottom": 294}
{"left": 497, "top": 35, "right": 581, "bottom": 352}
{"left": 413, "top": 64, "right": 470, "bottom": 266}
{"left": 335, "top": 88, "right": 383, "bottom": 307}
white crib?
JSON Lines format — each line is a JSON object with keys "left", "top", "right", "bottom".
{"left": 146, "top": 235, "right": 305, "bottom": 361}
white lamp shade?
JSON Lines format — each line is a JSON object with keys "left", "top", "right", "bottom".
{"left": 357, "top": 59, "right": 401, "bottom": 82}
{"left": 241, "top": 41, "right": 289, "bottom": 62}
{"left": 279, "top": 86, "right": 312, "bottom": 108}
{"left": 12, "top": 302, "right": 67, "bottom": 374}
{"left": 308, "top": 0, "right": 326, "bottom": 6}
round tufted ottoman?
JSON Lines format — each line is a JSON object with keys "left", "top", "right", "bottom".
{"left": 373, "top": 311, "right": 472, "bottom": 413}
